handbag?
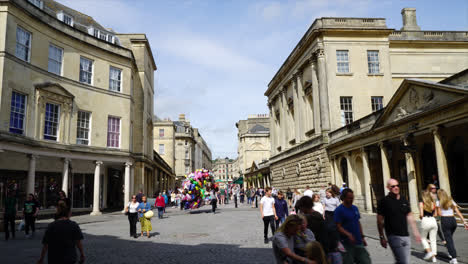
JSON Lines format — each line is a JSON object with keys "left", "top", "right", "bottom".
{"left": 124, "top": 202, "right": 130, "bottom": 216}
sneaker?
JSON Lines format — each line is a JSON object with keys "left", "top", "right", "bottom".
{"left": 264, "top": 238, "right": 268, "bottom": 244}
{"left": 432, "top": 257, "right": 437, "bottom": 263}
{"left": 424, "top": 252, "right": 434, "bottom": 260}
{"left": 449, "top": 259, "right": 458, "bottom": 264}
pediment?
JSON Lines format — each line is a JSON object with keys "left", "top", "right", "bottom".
{"left": 374, "top": 79, "right": 468, "bottom": 128}
{"left": 35, "top": 82, "right": 74, "bottom": 99}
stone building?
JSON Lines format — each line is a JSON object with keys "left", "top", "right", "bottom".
{"left": 328, "top": 70, "right": 468, "bottom": 213}
{"left": 158, "top": 114, "right": 212, "bottom": 184}
{"left": 0, "top": 0, "right": 174, "bottom": 215}
{"left": 236, "top": 114, "right": 271, "bottom": 186}
{"left": 265, "top": 8, "right": 468, "bottom": 193}
{"left": 244, "top": 160, "right": 271, "bottom": 189}
{"left": 212, "top": 158, "right": 238, "bottom": 186}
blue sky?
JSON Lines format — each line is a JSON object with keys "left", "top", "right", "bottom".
{"left": 59, "top": 0, "right": 467, "bottom": 159}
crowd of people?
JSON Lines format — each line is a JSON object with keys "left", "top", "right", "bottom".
{"left": 261, "top": 179, "right": 468, "bottom": 264}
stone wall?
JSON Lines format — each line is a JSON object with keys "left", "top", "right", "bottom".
{"left": 271, "top": 144, "right": 331, "bottom": 192}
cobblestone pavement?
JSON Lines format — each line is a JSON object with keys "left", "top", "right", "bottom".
{"left": 1, "top": 202, "right": 467, "bottom": 263}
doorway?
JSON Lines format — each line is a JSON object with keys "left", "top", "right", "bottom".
{"left": 448, "top": 136, "right": 468, "bottom": 203}
{"left": 340, "top": 158, "right": 349, "bottom": 186}
{"left": 107, "top": 168, "right": 123, "bottom": 209}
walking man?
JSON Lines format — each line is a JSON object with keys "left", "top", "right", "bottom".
{"left": 233, "top": 185, "right": 240, "bottom": 208}
{"left": 260, "top": 187, "right": 278, "bottom": 244}
{"left": 136, "top": 189, "right": 144, "bottom": 203}
{"left": 3, "top": 191, "right": 17, "bottom": 240}
{"left": 334, "top": 188, "right": 371, "bottom": 264}
{"left": 303, "top": 186, "right": 313, "bottom": 198}
{"left": 377, "top": 178, "right": 421, "bottom": 264}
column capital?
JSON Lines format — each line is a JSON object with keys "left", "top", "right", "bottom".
{"left": 62, "top": 158, "right": 71, "bottom": 164}
{"left": 28, "top": 154, "right": 38, "bottom": 160}
{"left": 125, "top": 162, "right": 133, "bottom": 167}
{"left": 431, "top": 126, "right": 442, "bottom": 136}
{"left": 95, "top": 161, "right": 103, "bottom": 166}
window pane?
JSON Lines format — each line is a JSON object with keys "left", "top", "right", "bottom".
{"left": 48, "top": 45, "right": 63, "bottom": 75}
{"left": 80, "top": 57, "right": 93, "bottom": 84}
{"left": 9, "top": 92, "right": 26, "bottom": 134}
{"left": 371, "top": 96, "right": 383, "bottom": 112}
{"left": 44, "top": 103, "right": 59, "bottom": 141}
{"left": 336, "top": 50, "right": 349, "bottom": 73}
{"left": 107, "top": 117, "right": 120, "bottom": 148}
{"left": 340, "top": 97, "right": 353, "bottom": 126}
{"left": 367, "top": 51, "right": 380, "bottom": 74}
{"left": 76, "top": 111, "right": 90, "bottom": 145}
{"left": 15, "top": 27, "right": 31, "bottom": 62}
{"left": 109, "top": 67, "right": 122, "bottom": 92}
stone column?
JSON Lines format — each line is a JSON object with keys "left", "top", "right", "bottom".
{"left": 316, "top": 48, "right": 330, "bottom": 131}
{"left": 310, "top": 58, "right": 321, "bottom": 135}
{"left": 330, "top": 157, "right": 336, "bottom": 185}
{"left": 379, "top": 142, "right": 391, "bottom": 195}
{"left": 27, "top": 154, "right": 37, "bottom": 195}
{"left": 62, "top": 158, "right": 70, "bottom": 196}
{"left": 292, "top": 75, "right": 301, "bottom": 143}
{"left": 268, "top": 103, "right": 276, "bottom": 155}
{"left": 296, "top": 72, "right": 306, "bottom": 142}
{"left": 123, "top": 162, "right": 132, "bottom": 211}
{"left": 280, "top": 89, "right": 289, "bottom": 149}
{"left": 333, "top": 157, "right": 341, "bottom": 186}
{"left": 403, "top": 138, "right": 419, "bottom": 214}
{"left": 433, "top": 127, "right": 451, "bottom": 195}
{"left": 345, "top": 153, "right": 353, "bottom": 190}
{"left": 91, "top": 161, "right": 103, "bottom": 215}
{"left": 361, "top": 149, "right": 372, "bottom": 213}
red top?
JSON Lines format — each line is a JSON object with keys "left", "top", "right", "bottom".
{"left": 155, "top": 196, "right": 165, "bottom": 207}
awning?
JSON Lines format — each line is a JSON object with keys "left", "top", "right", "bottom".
{"left": 233, "top": 176, "right": 243, "bottom": 185}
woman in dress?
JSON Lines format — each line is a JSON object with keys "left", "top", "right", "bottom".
{"left": 137, "top": 196, "right": 152, "bottom": 238}
{"left": 437, "top": 189, "right": 468, "bottom": 264}
{"left": 125, "top": 195, "right": 139, "bottom": 238}
{"left": 419, "top": 188, "right": 438, "bottom": 262}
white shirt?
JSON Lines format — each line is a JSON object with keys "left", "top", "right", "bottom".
{"left": 303, "top": 189, "right": 313, "bottom": 198}
{"left": 436, "top": 200, "right": 457, "bottom": 216}
{"left": 128, "top": 202, "right": 139, "bottom": 213}
{"left": 260, "top": 196, "right": 275, "bottom": 217}
{"left": 313, "top": 202, "right": 324, "bottom": 215}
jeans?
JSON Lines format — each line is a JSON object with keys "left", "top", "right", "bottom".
{"left": 3, "top": 213, "right": 15, "bottom": 240}
{"left": 247, "top": 197, "right": 251, "bottom": 204}
{"left": 421, "top": 216, "right": 438, "bottom": 254}
{"left": 240, "top": 195, "right": 244, "bottom": 203}
{"left": 234, "top": 195, "right": 238, "bottom": 208}
{"left": 275, "top": 216, "right": 286, "bottom": 229}
{"left": 342, "top": 242, "right": 371, "bottom": 264}
{"left": 157, "top": 207, "right": 164, "bottom": 219}
{"left": 24, "top": 214, "right": 36, "bottom": 235}
{"left": 388, "top": 235, "right": 411, "bottom": 264}
{"left": 211, "top": 199, "right": 217, "bottom": 213}
{"left": 262, "top": 215, "right": 275, "bottom": 239}
{"left": 127, "top": 212, "right": 138, "bottom": 236}
{"left": 441, "top": 216, "right": 457, "bottom": 258}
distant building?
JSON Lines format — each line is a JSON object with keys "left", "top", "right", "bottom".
{"left": 212, "top": 158, "right": 239, "bottom": 186}
{"left": 236, "top": 114, "right": 271, "bottom": 186}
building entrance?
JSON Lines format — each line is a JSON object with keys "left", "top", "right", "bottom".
{"left": 448, "top": 136, "right": 468, "bottom": 203}
{"left": 107, "top": 168, "right": 123, "bottom": 209}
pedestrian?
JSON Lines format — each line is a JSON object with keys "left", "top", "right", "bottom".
{"left": 155, "top": 192, "right": 165, "bottom": 219}
{"left": 171, "top": 191, "right": 176, "bottom": 207}
{"left": 272, "top": 214, "right": 315, "bottom": 264}
{"left": 377, "top": 178, "right": 421, "bottom": 264}
{"left": 210, "top": 187, "right": 218, "bottom": 213}
{"left": 220, "top": 187, "right": 226, "bottom": 205}
{"left": 437, "top": 188, "right": 468, "bottom": 264}
{"left": 246, "top": 187, "right": 252, "bottom": 205}
{"left": 57, "top": 190, "right": 71, "bottom": 209}
{"left": 339, "top": 183, "right": 347, "bottom": 194}
{"left": 136, "top": 189, "right": 144, "bottom": 203}
{"left": 23, "top": 193, "right": 40, "bottom": 238}
{"left": 260, "top": 187, "right": 278, "bottom": 244}
{"left": 240, "top": 187, "right": 245, "bottom": 204}
{"left": 323, "top": 188, "right": 341, "bottom": 223}
{"left": 275, "top": 191, "right": 289, "bottom": 229}
{"left": 233, "top": 185, "right": 240, "bottom": 208}
{"left": 293, "top": 189, "right": 302, "bottom": 213}
{"left": 427, "top": 183, "right": 446, "bottom": 244}
{"left": 303, "top": 186, "right": 313, "bottom": 198}
{"left": 175, "top": 190, "right": 181, "bottom": 208}
{"left": 162, "top": 191, "right": 168, "bottom": 213}
{"left": 137, "top": 196, "right": 152, "bottom": 238}
{"left": 297, "top": 196, "right": 329, "bottom": 255}
{"left": 419, "top": 187, "right": 438, "bottom": 262}
{"left": 334, "top": 188, "right": 371, "bottom": 264}
{"left": 312, "top": 194, "right": 324, "bottom": 216}
{"left": 305, "top": 241, "right": 328, "bottom": 264}
{"left": 272, "top": 187, "right": 278, "bottom": 198}
{"left": 125, "top": 195, "right": 139, "bottom": 238}
{"left": 37, "top": 200, "right": 85, "bottom": 264}
{"left": 294, "top": 214, "right": 316, "bottom": 258}
{"left": 3, "top": 191, "right": 17, "bottom": 241}
{"left": 180, "top": 190, "right": 186, "bottom": 211}
{"left": 286, "top": 188, "right": 293, "bottom": 208}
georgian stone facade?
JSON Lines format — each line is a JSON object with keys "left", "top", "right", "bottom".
{"left": 265, "top": 8, "right": 468, "bottom": 194}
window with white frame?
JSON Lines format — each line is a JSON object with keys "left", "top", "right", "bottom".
{"left": 371, "top": 96, "right": 384, "bottom": 112}
{"left": 109, "top": 67, "right": 122, "bottom": 92}
{"left": 367, "top": 50, "right": 380, "bottom": 74}
{"left": 28, "top": 0, "right": 43, "bottom": 9}
{"left": 107, "top": 116, "right": 120, "bottom": 148}
{"left": 63, "top": 13, "right": 73, "bottom": 26}
{"left": 76, "top": 111, "right": 90, "bottom": 145}
{"left": 79, "top": 57, "right": 93, "bottom": 84}
{"left": 336, "top": 50, "right": 349, "bottom": 73}
{"left": 159, "top": 144, "right": 165, "bottom": 155}
{"left": 48, "top": 44, "right": 63, "bottom": 75}
{"left": 159, "top": 129, "right": 164, "bottom": 137}
{"left": 9, "top": 92, "right": 26, "bottom": 134}
{"left": 44, "top": 103, "right": 60, "bottom": 141}
{"left": 340, "top": 97, "right": 353, "bottom": 126}
{"left": 16, "top": 27, "right": 31, "bottom": 62}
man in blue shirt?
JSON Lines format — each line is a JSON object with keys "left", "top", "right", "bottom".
{"left": 334, "top": 188, "right": 370, "bottom": 264}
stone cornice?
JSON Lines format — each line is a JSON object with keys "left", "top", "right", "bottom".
{"left": 269, "top": 135, "right": 325, "bottom": 165}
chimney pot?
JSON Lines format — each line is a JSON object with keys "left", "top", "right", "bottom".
{"left": 179, "top": 114, "right": 186, "bottom": 121}
{"left": 401, "top": 8, "right": 421, "bottom": 31}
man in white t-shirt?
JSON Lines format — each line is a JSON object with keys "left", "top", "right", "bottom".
{"left": 303, "top": 185, "right": 313, "bottom": 198}
{"left": 260, "top": 187, "right": 278, "bottom": 244}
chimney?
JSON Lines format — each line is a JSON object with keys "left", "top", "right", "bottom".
{"left": 179, "top": 114, "right": 185, "bottom": 121}
{"left": 401, "top": 8, "right": 420, "bottom": 31}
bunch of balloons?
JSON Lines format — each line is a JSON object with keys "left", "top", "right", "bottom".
{"left": 181, "top": 169, "right": 216, "bottom": 209}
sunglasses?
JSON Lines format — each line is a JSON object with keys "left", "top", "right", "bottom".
{"left": 430, "top": 187, "right": 436, "bottom": 190}
{"left": 390, "top": 185, "right": 399, "bottom": 188}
